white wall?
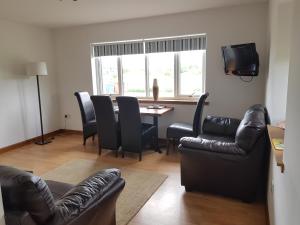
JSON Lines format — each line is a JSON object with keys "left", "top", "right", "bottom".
{"left": 266, "top": 1, "right": 292, "bottom": 224}
{"left": 0, "top": 20, "right": 60, "bottom": 148}
{"left": 54, "top": 3, "right": 268, "bottom": 137}
{"left": 266, "top": 0, "right": 300, "bottom": 224}
{"left": 265, "top": 0, "right": 292, "bottom": 124}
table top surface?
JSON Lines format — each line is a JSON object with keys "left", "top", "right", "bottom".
{"left": 114, "top": 106, "right": 174, "bottom": 116}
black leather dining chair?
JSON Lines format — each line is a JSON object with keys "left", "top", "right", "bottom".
{"left": 91, "top": 95, "right": 121, "bottom": 156}
{"left": 74, "top": 92, "right": 97, "bottom": 145}
{"left": 166, "top": 92, "right": 209, "bottom": 155}
{"left": 116, "top": 96, "right": 157, "bottom": 161}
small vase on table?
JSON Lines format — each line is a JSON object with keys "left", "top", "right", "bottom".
{"left": 152, "top": 79, "right": 159, "bottom": 106}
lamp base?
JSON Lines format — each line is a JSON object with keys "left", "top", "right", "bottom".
{"left": 35, "top": 139, "right": 52, "bottom": 145}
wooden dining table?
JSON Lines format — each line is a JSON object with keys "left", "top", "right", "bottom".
{"left": 114, "top": 106, "right": 174, "bottom": 153}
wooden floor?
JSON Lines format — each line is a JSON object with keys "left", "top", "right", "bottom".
{"left": 0, "top": 133, "right": 267, "bottom": 225}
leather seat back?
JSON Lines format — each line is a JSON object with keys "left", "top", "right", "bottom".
{"left": 91, "top": 95, "right": 120, "bottom": 150}
{"left": 116, "top": 96, "right": 142, "bottom": 152}
{"left": 74, "top": 92, "right": 96, "bottom": 125}
{"left": 192, "top": 92, "right": 209, "bottom": 136}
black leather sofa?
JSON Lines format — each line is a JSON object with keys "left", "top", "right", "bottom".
{"left": 179, "top": 105, "right": 269, "bottom": 202}
{"left": 0, "top": 166, "right": 125, "bottom": 225}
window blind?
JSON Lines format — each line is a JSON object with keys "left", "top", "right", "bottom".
{"left": 145, "top": 35, "right": 206, "bottom": 53}
{"left": 93, "top": 41, "right": 144, "bottom": 57}
{"left": 93, "top": 35, "right": 206, "bottom": 57}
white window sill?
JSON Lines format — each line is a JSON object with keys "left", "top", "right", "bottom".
{"left": 112, "top": 98, "right": 209, "bottom": 105}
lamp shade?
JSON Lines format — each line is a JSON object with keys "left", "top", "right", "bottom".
{"left": 26, "top": 62, "right": 48, "bottom": 76}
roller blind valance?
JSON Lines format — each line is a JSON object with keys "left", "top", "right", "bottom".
{"left": 93, "top": 35, "right": 206, "bottom": 57}
{"left": 93, "top": 41, "right": 144, "bottom": 57}
{"left": 145, "top": 35, "right": 206, "bottom": 53}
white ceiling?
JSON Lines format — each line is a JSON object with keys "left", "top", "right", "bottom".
{"left": 0, "top": 0, "right": 267, "bottom": 28}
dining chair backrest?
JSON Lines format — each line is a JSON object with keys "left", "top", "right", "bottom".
{"left": 91, "top": 95, "right": 120, "bottom": 150}
{"left": 116, "top": 96, "right": 142, "bottom": 152}
{"left": 192, "top": 92, "right": 209, "bottom": 136}
{"left": 74, "top": 92, "right": 96, "bottom": 125}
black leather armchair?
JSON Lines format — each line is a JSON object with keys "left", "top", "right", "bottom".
{"left": 166, "top": 92, "right": 209, "bottom": 154}
{"left": 91, "top": 96, "right": 121, "bottom": 156}
{"left": 179, "top": 105, "right": 269, "bottom": 202}
{"left": 74, "top": 92, "right": 97, "bottom": 145}
{"left": 116, "top": 96, "right": 157, "bottom": 161}
{"left": 0, "top": 165, "right": 125, "bottom": 225}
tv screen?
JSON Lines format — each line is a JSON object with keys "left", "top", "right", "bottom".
{"left": 222, "top": 43, "right": 259, "bottom": 76}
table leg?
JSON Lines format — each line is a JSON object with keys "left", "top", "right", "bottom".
{"left": 153, "top": 115, "right": 162, "bottom": 153}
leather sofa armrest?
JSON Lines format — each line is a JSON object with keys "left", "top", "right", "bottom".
{"left": 202, "top": 116, "right": 241, "bottom": 138}
{"left": 48, "top": 168, "right": 125, "bottom": 225}
{"left": 179, "top": 137, "right": 246, "bottom": 155}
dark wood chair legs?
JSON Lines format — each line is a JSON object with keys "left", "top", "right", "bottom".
{"left": 122, "top": 151, "right": 125, "bottom": 158}
{"left": 173, "top": 140, "right": 176, "bottom": 152}
{"left": 166, "top": 139, "right": 170, "bottom": 155}
{"left": 92, "top": 135, "right": 95, "bottom": 142}
{"left": 185, "top": 186, "right": 193, "bottom": 192}
{"left": 83, "top": 138, "right": 86, "bottom": 146}
{"left": 98, "top": 140, "right": 102, "bottom": 155}
{"left": 139, "top": 152, "right": 142, "bottom": 161}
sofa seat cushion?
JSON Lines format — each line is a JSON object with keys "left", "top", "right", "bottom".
{"left": 167, "top": 123, "right": 194, "bottom": 139}
{"left": 45, "top": 180, "right": 74, "bottom": 201}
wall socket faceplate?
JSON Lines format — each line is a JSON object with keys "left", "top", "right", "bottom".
{"left": 64, "top": 114, "right": 71, "bottom": 119}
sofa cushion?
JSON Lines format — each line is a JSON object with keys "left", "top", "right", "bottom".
{"left": 235, "top": 105, "right": 266, "bottom": 152}
{"left": 202, "top": 116, "right": 241, "bottom": 137}
{"left": 0, "top": 166, "right": 55, "bottom": 224}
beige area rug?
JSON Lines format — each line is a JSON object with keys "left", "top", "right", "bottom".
{"left": 42, "top": 159, "right": 168, "bottom": 225}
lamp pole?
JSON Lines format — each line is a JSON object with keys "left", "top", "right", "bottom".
{"left": 35, "top": 75, "right": 51, "bottom": 145}
{"left": 26, "top": 62, "right": 51, "bottom": 145}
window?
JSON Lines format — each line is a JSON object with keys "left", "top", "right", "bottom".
{"left": 179, "top": 50, "right": 206, "bottom": 96}
{"left": 122, "top": 54, "right": 146, "bottom": 97}
{"left": 148, "top": 52, "right": 175, "bottom": 97}
{"left": 92, "top": 35, "right": 206, "bottom": 98}
{"left": 100, "top": 56, "right": 119, "bottom": 95}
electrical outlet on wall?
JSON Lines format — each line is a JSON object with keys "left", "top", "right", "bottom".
{"left": 64, "top": 114, "right": 71, "bottom": 130}
{"left": 271, "top": 179, "right": 274, "bottom": 194}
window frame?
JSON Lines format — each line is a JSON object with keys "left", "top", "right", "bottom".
{"left": 92, "top": 51, "right": 206, "bottom": 99}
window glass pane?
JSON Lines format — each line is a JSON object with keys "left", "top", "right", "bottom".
{"left": 122, "top": 55, "right": 146, "bottom": 97}
{"left": 179, "top": 50, "right": 205, "bottom": 96}
{"left": 148, "top": 52, "right": 174, "bottom": 97}
{"left": 101, "top": 56, "right": 119, "bottom": 95}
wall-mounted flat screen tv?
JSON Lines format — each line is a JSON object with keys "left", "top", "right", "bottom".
{"left": 222, "top": 43, "right": 259, "bottom": 76}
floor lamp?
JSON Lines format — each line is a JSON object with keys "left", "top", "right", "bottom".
{"left": 26, "top": 62, "right": 51, "bottom": 145}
